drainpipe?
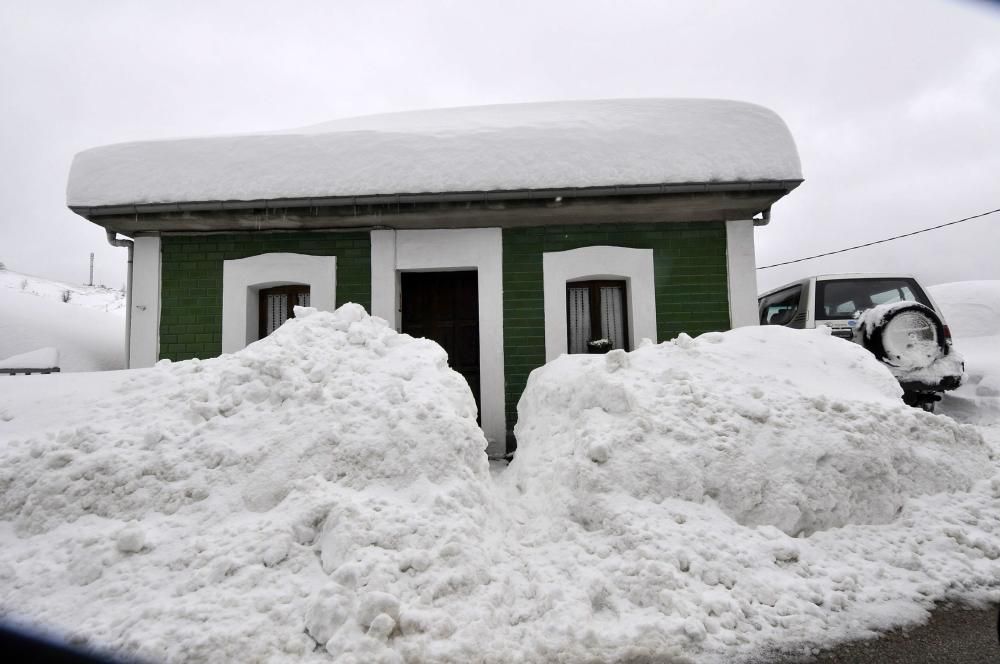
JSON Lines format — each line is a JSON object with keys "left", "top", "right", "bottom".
{"left": 106, "top": 231, "right": 134, "bottom": 369}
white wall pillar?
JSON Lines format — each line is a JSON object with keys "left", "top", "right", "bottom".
{"left": 129, "top": 236, "right": 161, "bottom": 368}
{"left": 370, "top": 229, "right": 397, "bottom": 326}
{"left": 726, "top": 219, "right": 759, "bottom": 328}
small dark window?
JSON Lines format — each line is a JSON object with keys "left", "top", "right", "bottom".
{"left": 259, "top": 285, "right": 310, "bottom": 339}
{"left": 759, "top": 285, "right": 802, "bottom": 326}
{"left": 567, "top": 280, "right": 629, "bottom": 353}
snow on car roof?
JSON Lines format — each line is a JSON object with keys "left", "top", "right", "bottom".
{"left": 67, "top": 98, "right": 802, "bottom": 208}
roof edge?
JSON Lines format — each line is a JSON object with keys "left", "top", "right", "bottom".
{"left": 70, "top": 179, "right": 803, "bottom": 218}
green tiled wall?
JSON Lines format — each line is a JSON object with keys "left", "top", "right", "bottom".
{"left": 502, "top": 222, "right": 730, "bottom": 431}
{"left": 159, "top": 232, "right": 370, "bottom": 361}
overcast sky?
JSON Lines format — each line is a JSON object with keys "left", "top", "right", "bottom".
{"left": 1, "top": 0, "right": 997, "bottom": 293}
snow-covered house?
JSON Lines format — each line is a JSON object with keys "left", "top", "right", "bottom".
{"left": 67, "top": 99, "right": 802, "bottom": 455}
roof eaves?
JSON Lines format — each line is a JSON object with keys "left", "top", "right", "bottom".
{"left": 69, "top": 178, "right": 803, "bottom": 218}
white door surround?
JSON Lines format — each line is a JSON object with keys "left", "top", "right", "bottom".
{"left": 370, "top": 228, "right": 505, "bottom": 456}
{"left": 221, "top": 253, "right": 337, "bottom": 353}
{"left": 542, "top": 245, "right": 657, "bottom": 362}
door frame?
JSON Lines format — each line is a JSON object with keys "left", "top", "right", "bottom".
{"left": 370, "top": 228, "right": 505, "bottom": 457}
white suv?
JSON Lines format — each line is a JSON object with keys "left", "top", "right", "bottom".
{"left": 758, "top": 273, "right": 963, "bottom": 411}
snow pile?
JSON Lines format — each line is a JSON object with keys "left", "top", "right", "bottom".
{"left": 0, "top": 270, "right": 124, "bottom": 372}
{"left": 930, "top": 280, "right": 1000, "bottom": 339}
{"left": 494, "top": 327, "right": 998, "bottom": 661}
{"left": 930, "top": 281, "right": 1000, "bottom": 424}
{"left": 0, "top": 304, "right": 492, "bottom": 662}
{"left": 67, "top": 99, "right": 802, "bottom": 208}
{"left": 2, "top": 315, "right": 998, "bottom": 663}
{"left": 507, "top": 326, "right": 988, "bottom": 537}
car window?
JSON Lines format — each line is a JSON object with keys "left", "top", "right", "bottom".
{"left": 816, "top": 278, "right": 931, "bottom": 320}
{"left": 759, "top": 285, "right": 802, "bottom": 326}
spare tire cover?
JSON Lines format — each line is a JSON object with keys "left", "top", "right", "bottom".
{"left": 861, "top": 302, "right": 946, "bottom": 370}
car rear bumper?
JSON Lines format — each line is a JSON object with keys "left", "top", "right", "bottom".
{"left": 898, "top": 374, "right": 962, "bottom": 394}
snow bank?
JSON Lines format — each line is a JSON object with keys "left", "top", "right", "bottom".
{"left": 0, "top": 304, "right": 492, "bottom": 662}
{"left": 507, "top": 326, "right": 988, "bottom": 537}
{"left": 2, "top": 315, "right": 998, "bottom": 663}
{"left": 0, "top": 271, "right": 124, "bottom": 372}
{"left": 931, "top": 280, "right": 1000, "bottom": 424}
{"left": 930, "top": 280, "right": 1000, "bottom": 339}
{"left": 0, "top": 347, "right": 59, "bottom": 369}
{"left": 67, "top": 99, "right": 802, "bottom": 207}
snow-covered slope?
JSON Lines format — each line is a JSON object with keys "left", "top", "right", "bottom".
{"left": 1, "top": 306, "right": 997, "bottom": 663}
{"left": 0, "top": 269, "right": 124, "bottom": 372}
{"left": 67, "top": 99, "right": 802, "bottom": 208}
{"left": 931, "top": 280, "right": 1000, "bottom": 424}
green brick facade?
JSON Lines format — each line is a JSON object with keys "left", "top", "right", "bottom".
{"left": 156, "top": 224, "right": 729, "bottom": 439}
{"left": 502, "top": 222, "right": 730, "bottom": 430}
{"left": 159, "top": 232, "right": 370, "bottom": 361}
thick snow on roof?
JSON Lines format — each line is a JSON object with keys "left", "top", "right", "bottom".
{"left": 67, "top": 99, "right": 802, "bottom": 208}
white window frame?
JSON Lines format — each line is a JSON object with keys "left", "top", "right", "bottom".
{"left": 221, "top": 253, "right": 336, "bottom": 353}
{"left": 542, "top": 246, "right": 656, "bottom": 362}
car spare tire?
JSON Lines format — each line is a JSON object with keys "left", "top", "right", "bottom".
{"left": 860, "top": 302, "right": 947, "bottom": 371}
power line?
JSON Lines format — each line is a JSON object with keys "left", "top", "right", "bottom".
{"left": 757, "top": 207, "right": 1000, "bottom": 270}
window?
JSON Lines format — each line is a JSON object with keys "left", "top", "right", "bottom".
{"left": 258, "top": 285, "right": 310, "bottom": 338}
{"left": 759, "top": 285, "right": 802, "bottom": 326}
{"left": 816, "top": 278, "right": 931, "bottom": 320}
{"left": 566, "top": 280, "right": 628, "bottom": 353}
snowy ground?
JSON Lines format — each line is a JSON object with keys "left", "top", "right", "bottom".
{"left": 0, "top": 269, "right": 124, "bottom": 372}
{"left": 0, "top": 284, "right": 997, "bottom": 663}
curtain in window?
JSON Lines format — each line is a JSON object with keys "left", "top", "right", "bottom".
{"left": 567, "top": 286, "right": 592, "bottom": 354}
{"left": 296, "top": 292, "right": 311, "bottom": 308}
{"left": 265, "top": 293, "right": 289, "bottom": 336}
{"left": 600, "top": 286, "right": 625, "bottom": 350}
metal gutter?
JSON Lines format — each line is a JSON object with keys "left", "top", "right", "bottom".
{"left": 70, "top": 179, "right": 803, "bottom": 218}
{"left": 105, "top": 231, "right": 134, "bottom": 369}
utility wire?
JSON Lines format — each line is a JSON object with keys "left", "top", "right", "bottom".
{"left": 757, "top": 207, "right": 1000, "bottom": 270}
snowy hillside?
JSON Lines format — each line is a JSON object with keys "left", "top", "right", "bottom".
{"left": 0, "top": 269, "right": 124, "bottom": 372}
{"left": 0, "top": 305, "right": 997, "bottom": 663}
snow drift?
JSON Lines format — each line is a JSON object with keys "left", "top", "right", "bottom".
{"left": 0, "top": 270, "right": 125, "bottom": 372}
{"left": 507, "top": 326, "right": 989, "bottom": 537}
{"left": 931, "top": 280, "right": 1000, "bottom": 424}
{"left": 1, "top": 311, "right": 998, "bottom": 663}
{"left": 67, "top": 98, "right": 802, "bottom": 208}
{"left": 0, "top": 304, "right": 493, "bottom": 662}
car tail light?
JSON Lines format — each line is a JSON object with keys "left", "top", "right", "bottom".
{"left": 943, "top": 325, "right": 952, "bottom": 340}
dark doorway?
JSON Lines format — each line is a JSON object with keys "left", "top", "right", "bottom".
{"left": 400, "top": 271, "right": 481, "bottom": 419}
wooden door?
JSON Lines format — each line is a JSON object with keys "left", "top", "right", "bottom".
{"left": 400, "top": 271, "right": 480, "bottom": 419}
